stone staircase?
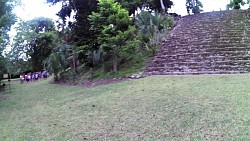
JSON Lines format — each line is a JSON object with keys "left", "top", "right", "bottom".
{"left": 145, "top": 10, "right": 250, "bottom": 75}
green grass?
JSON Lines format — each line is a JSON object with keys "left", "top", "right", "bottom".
{"left": 1, "top": 74, "right": 250, "bottom": 140}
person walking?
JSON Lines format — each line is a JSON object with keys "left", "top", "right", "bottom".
{"left": 20, "top": 74, "right": 24, "bottom": 84}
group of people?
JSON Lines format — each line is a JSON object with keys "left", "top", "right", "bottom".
{"left": 20, "top": 71, "right": 49, "bottom": 84}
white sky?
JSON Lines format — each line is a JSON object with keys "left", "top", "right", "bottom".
{"left": 170, "top": 0, "right": 249, "bottom": 16}
{"left": 13, "top": 0, "right": 250, "bottom": 20}
{"left": 13, "top": 0, "right": 61, "bottom": 21}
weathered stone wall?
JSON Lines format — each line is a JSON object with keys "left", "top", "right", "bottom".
{"left": 145, "top": 10, "right": 250, "bottom": 75}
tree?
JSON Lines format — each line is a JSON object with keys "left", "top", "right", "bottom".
{"left": 47, "top": 0, "right": 97, "bottom": 45}
{"left": 45, "top": 44, "right": 72, "bottom": 81}
{"left": 0, "top": 0, "right": 16, "bottom": 42}
{"left": 152, "top": 0, "right": 173, "bottom": 13}
{"left": 89, "top": 0, "right": 140, "bottom": 72}
{"left": 0, "top": 55, "right": 7, "bottom": 80}
{"left": 47, "top": 0, "right": 174, "bottom": 70}
{"left": 115, "top": 0, "right": 174, "bottom": 15}
{"left": 226, "top": 0, "right": 245, "bottom": 9}
{"left": 186, "top": 0, "right": 203, "bottom": 15}
{"left": 11, "top": 17, "right": 56, "bottom": 71}
{"left": 0, "top": 0, "right": 17, "bottom": 80}
{"left": 160, "top": 0, "right": 166, "bottom": 13}
{"left": 135, "top": 10, "right": 173, "bottom": 54}
{"left": 247, "top": 0, "right": 250, "bottom": 8}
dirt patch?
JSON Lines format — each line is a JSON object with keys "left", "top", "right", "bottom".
{"left": 0, "top": 95, "right": 10, "bottom": 101}
{"left": 82, "top": 78, "right": 131, "bottom": 88}
{"left": 51, "top": 77, "right": 132, "bottom": 88}
{"left": 50, "top": 80, "right": 78, "bottom": 86}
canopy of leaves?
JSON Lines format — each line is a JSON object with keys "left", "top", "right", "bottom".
{"left": 227, "top": 0, "right": 245, "bottom": 9}
{"left": 47, "top": 0, "right": 98, "bottom": 68}
{"left": 115, "top": 0, "right": 173, "bottom": 15}
{"left": 135, "top": 10, "right": 173, "bottom": 41}
{"left": 11, "top": 17, "right": 56, "bottom": 71}
{"left": 89, "top": 0, "right": 140, "bottom": 71}
{"left": 0, "top": 0, "right": 17, "bottom": 79}
{"left": 186, "top": 0, "right": 203, "bottom": 15}
{"left": 45, "top": 44, "right": 72, "bottom": 81}
{"left": 135, "top": 10, "right": 173, "bottom": 54}
{"left": 0, "top": 0, "right": 16, "bottom": 36}
{"left": 47, "top": 0, "right": 97, "bottom": 45}
{"left": 152, "top": 0, "right": 173, "bottom": 13}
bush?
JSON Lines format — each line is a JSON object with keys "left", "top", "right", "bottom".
{"left": 135, "top": 10, "right": 173, "bottom": 55}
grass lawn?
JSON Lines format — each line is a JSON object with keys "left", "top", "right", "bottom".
{"left": 1, "top": 74, "right": 250, "bottom": 140}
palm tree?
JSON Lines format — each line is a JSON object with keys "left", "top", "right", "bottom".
{"left": 135, "top": 10, "right": 173, "bottom": 53}
{"left": 44, "top": 44, "right": 72, "bottom": 81}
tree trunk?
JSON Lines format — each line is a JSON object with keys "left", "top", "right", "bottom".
{"left": 72, "top": 58, "right": 77, "bottom": 82}
{"left": 112, "top": 54, "right": 118, "bottom": 72}
{"left": 54, "top": 74, "right": 58, "bottom": 82}
{"left": 160, "top": 0, "right": 166, "bottom": 13}
{"left": 191, "top": 0, "right": 195, "bottom": 7}
{"left": 72, "top": 57, "right": 77, "bottom": 73}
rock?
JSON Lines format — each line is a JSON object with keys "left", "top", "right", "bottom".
{"left": 130, "top": 74, "right": 137, "bottom": 79}
{"left": 138, "top": 72, "right": 144, "bottom": 78}
{"left": 129, "top": 72, "right": 145, "bottom": 79}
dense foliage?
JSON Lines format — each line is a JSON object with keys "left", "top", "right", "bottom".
{"left": 115, "top": 0, "right": 173, "bottom": 15}
{"left": 11, "top": 17, "right": 56, "bottom": 72}
{"left": 135, "top": 10, "right": 173, "bottom": 54}
{"left": 0, "top": 0, "right": 17, "bottom": 80}
{"left": 186, "top": 0, "right": 203, "bottom": 14}
{"left": 226, "top": 0, "right": 246, "bottom": 9}
{"left": 3, "top": 0, "right": 175, "bottom": 82}
{"left": 47, "top": 0, "right": 98, "bottom": 51}
{"left": 45, "top": 44, "right": 73, "bottom": 81}
{"left": 38, "top": 0, "right": 174, "bottom": 81}
{"left": 89, "top": 0, "right": 140, "bottom": 72}
{"left": 0, "top": 0, "right": 16, "bottom": 43}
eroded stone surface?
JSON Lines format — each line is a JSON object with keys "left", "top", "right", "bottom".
{"left": 145, "top": 10, "right": 250, "bottom": 75}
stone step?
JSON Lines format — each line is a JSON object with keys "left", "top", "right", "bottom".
{"left": 147, "top": 65, "right": 250, "bottom": 70}
{"left": 158, "top": 49, "right": 250, "bottom": 56}
{"left": 160, "top": 45, "right": 250, "bottom": 49}
{"left": 146, "top": 70, "right": 248, "bottom": 75}
{"left": 154, "top": 56, "right": 249, "bottom": 62}
{"left": 161, "top": 44, "right": 250, "bottom": 49}
{"left": 163, "top": 36, "right": 249, "bottom": 41}
{"left": 160, "top": 46, "right": 250, "bottom": 52}
{"left": 148, "top": 62, "right": 250, "bottom": 70}
{"left": 145, "top": 10, "right": 250, "bottom": 75}
{"left": 173, "top": 31, "right": 250, "bottom": 36}
{"left": 164, "top": 35, "right": 249, "bottom": 41}
{"left": 165, "top": 35, "right": 249, "bottom": 39}
{"left": 146, "top": 66, "right": 250, "bottom": 72}
{"left": 174, "top": 27, "right": 250, "bottom": 31}
{"left": 158, "top": 52, "right": 250, "bottom": 57}
{"left": 150, "top": 59, "right": 250, "bottom": 66}
{"left": 180, "top": 23, "right": 250, "bottom": 26}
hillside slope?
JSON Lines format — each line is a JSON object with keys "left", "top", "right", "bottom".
{"left": 146, "top": 10, "right": 250, "bottom": 75}
{"left": 2, "top": 75, "right": 250, "bottom": 140}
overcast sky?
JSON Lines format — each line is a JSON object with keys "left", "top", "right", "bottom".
{"left": 13, "top": 0, "right": 250, "bottom": 20}
{"left": 170, "top": 0, "right": 249, "bottom": 16}
{"left": 13, "top": 0, "right": 61, "bottom": 21}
